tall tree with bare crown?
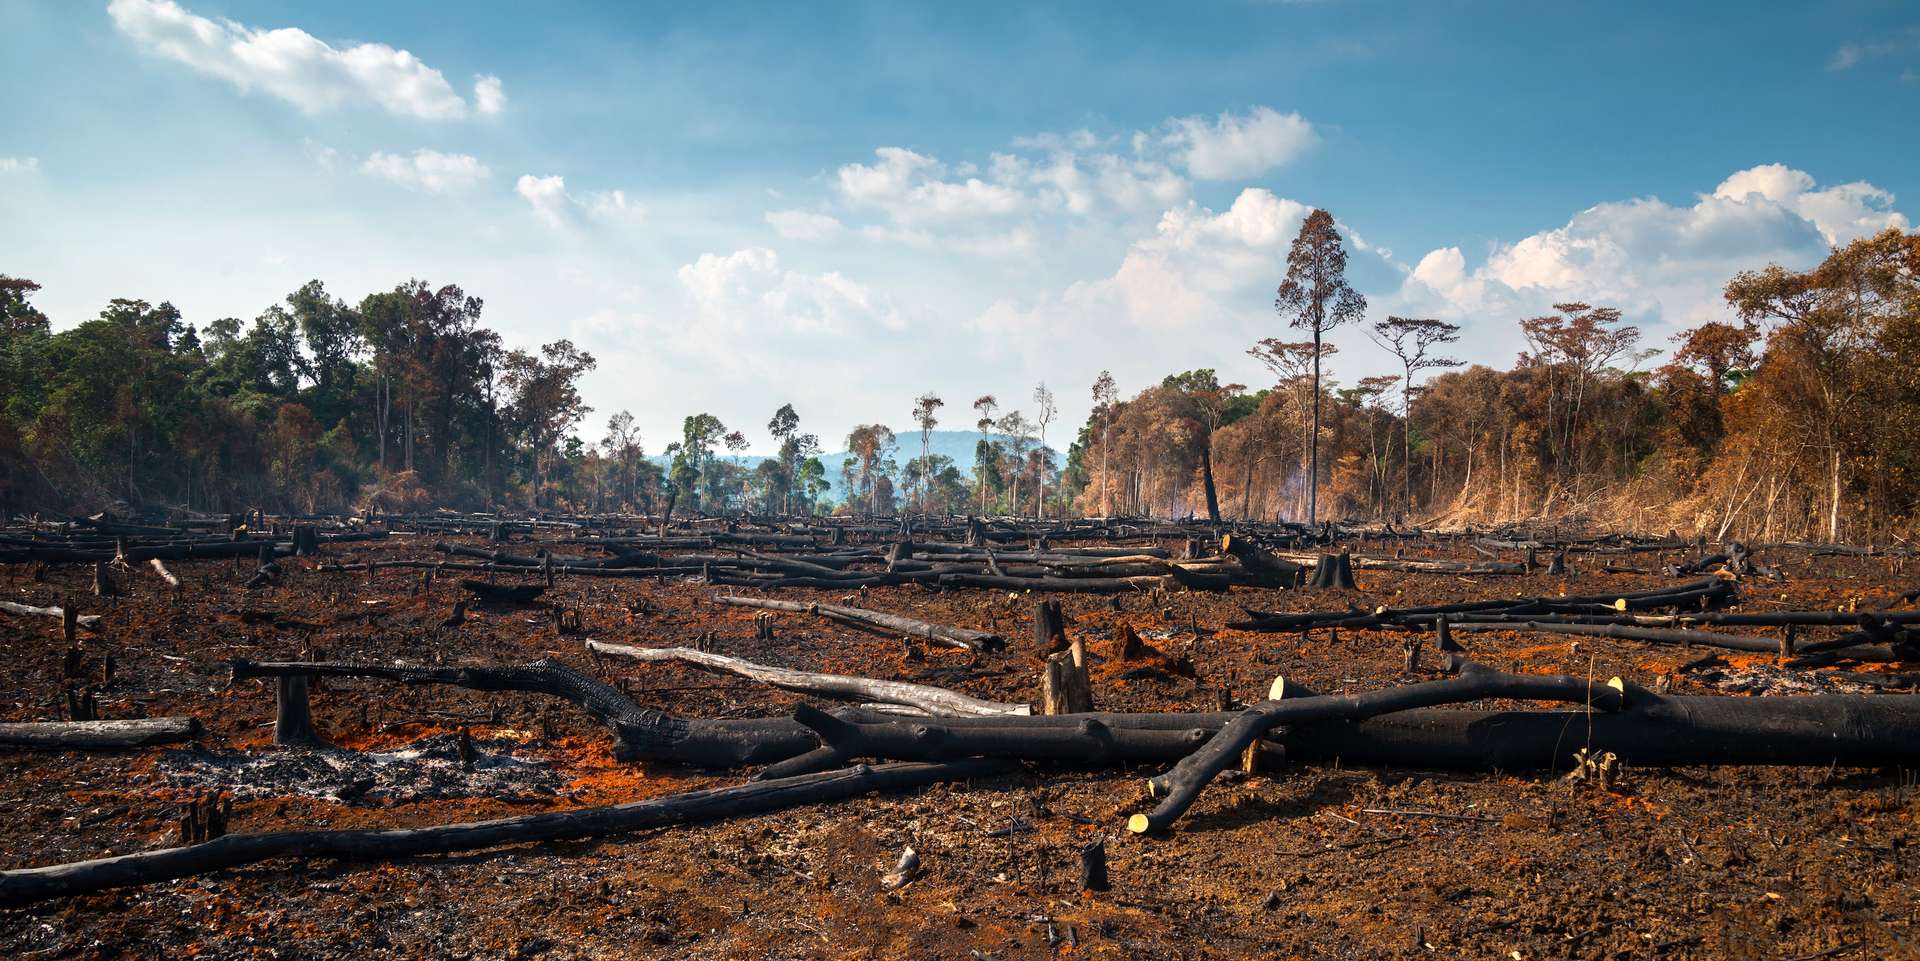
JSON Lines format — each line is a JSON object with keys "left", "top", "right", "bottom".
{"left": 1273, "top": 209, "right": 1367, "bottom": 524}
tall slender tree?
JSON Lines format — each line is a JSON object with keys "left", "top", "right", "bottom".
{"left": 1370, "top": 316, "right": 1463, "bottom": 514}
{"left": 1031, "top": 382, "right": 1055, "bottom": 518}
{"left": 972, "top": 395, "right": 998, "bottom": 514}
{"left": 1249, "top": 338, "right": 1337, "bottom": 520}
{"left": 1273, "top": 209, "right": 1367, "bottom": 524}
{"left": 1090, "top": 370, "right": 1118, "bottom": 517}
{"left": 767, "top": 403, "right": 800, "bottom": 513}
{"left": 910, "top": 392, "right": 944, "bottom": 515}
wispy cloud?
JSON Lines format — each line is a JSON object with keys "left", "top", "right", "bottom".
{"left": 108, "top": 0, "right": 501, "bottom": 120}
{"left": 1828, "top": 27, "right": 1920, "bottom": 73}
{"left": 516, "top": 174, "right": 644, "bottom": 227}
{"left": 361, "top": 149, "right": 490, "bottom": 192}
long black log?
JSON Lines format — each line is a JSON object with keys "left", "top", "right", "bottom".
{"left": 1232, "top": 579, "right": 1737, "bottom": 632}
{"left": 1447, "top": 619, "right": 1912, "bottom": 661}
{"left": 720, "top": 690, "right": 1920, "bottom": 797}
{"left": 0, "top": 759, "right": 1011, "bottom": 906}
{"left": 1129, "top": 657, "right": 1637, "bottom": 833}
{"left": 229, "top": 658, "right": 816, "bottom": 767}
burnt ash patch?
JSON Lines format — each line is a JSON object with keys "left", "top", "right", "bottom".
{"left": 157, "top": 733, "right": 566, "bottom": 804}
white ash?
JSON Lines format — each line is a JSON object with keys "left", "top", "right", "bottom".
{"left": 157, "top": 733, "right": 569, "bottom": 803}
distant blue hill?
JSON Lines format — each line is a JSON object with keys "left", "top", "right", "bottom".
{"left": 647, "top": 430, "right": 1055, "bottom": 504}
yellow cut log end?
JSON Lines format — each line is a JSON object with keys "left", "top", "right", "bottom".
{"left": 1127, "top": 813, "right": 1152, "bottom": 834}
{"left": 1267, "top": 675, "right": 1288, "bottom": 700}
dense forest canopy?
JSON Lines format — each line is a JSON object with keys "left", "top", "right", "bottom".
{"left": 3, "top": 222, "right": 1917, "bottom": 539}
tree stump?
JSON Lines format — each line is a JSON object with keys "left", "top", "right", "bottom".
{"left": 291, "top": 525, "right": 320, "bottom": 556}
{"left": 1309, "top": 553, "right": 1356, "bottom": 590}
{"left": 273, "top": 675, "right": 325, "bottom": 747}
{"left": 1033, "top": 599, "right": 1068, "bottom": 654}
{"left": 1079, "top": 838, "right": 1110, "bottom": 892}
{"left": 1041, "top": 642, "right": 1092, "bottom": 715}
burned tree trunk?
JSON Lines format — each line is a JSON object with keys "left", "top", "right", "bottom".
{"left": 0, "top": 758, "right": 1012, "bottom": 907}
{"left": 1041, "top": 643, "right": 1093, "bottom": 715}
{"left": 291, "top": 525, "right": 320, "bottom": 556}
{"left": 1033, "top": 599, "right": 1067, "bottom": 654}
{"left": 1308, "top": 552, "right": 1357, "bottom": 590}
{"left": 230, "top": 658, "right": 814, "bottom": 767}
{"left": 273, "top": 676, "right": 326, "bottom": 747}
{"left": 0, "top": 718, "right": 201, "bottom": 750}
{"left": 1129, "top": 656, "right": 1639, "bottom": 833}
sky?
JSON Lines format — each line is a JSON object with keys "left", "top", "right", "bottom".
{"left": 1, "top": 1, "right": 1916, "bottom": 454}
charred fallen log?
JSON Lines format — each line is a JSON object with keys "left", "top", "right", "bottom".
{"left": 0, "top": 717, "right": 202, "bottom": 749}
{"left": 228, "top": 658, "right": 816, "bottom": 766}
{"left": 1128, "top": 656, "right": 1644, "bottom": 833}
{"left": 1231, "top": 578, "right": 1738, "bottom": 632}
{"left": 0, "top": 758, "right": 1011, "bottom": 907}
{"left": 320, "top": 559, "right": 707, "bottom": 579}
{"left": 0, "top": 535, "right": 291, "bottom": 565}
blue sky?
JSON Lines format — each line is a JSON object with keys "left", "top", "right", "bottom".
{"left": 2, "top": 1, "right": 1915, "bottom": 452}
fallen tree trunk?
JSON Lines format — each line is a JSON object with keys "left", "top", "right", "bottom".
{"left": 1130, "top": 656, "right": 1639, "bottom": 833}
{"left": 934, "top": 572, "right": 1203, "bottom": 593}
{"left": 319, "top": 560, "right": 708, "bottom": 579}
{"left": 712, "top": 595, "right": 1005, "bottom": 653}
{"left": 1232, "top": 578, "right": 1738, "bottom": 632}
{"left": 0, "top": 717, "right": 201, "bottom": 749}
{"left": 718, "top": 686, "right": 1920, "bottom": 792}
{"left": 0, "top": 601, "right": 101, "bottom": 629}
{"left": 1446, "top": 620, "right": 1785, "bottom": 654}
{"left": 1446, "top": 619, "right": 1911, "bottom": 661}
{"left": 228, "top": 658, "right": 818, "bottom": 767}
{"left": 0, "top": 758, "right": 1011, "bottom": 906}
{"left": 0, "top": 540, "right": 289, "bottom": 564}
{"left": 586, "top": 640, "right": 1028, "bottom": 716}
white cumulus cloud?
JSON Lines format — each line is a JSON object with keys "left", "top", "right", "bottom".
{"left": 361, "top": 149, "right": 490, "bottom": 192}
{"left": 976, "top": 187, "right": 1314, "bottom": 339}
{"left": 1397, "top": 163, "right": 1911, "bottom": 337}
{"left": 108, "top": 0, "right": 496, "bottom": 120}
{"left": 1162, "top": 107, "right": 1318, "bottom": 180}
{"left": 473, "top": 75, "right": 506, "bottom": 114}
{"left": 836, "top": 147, "right": 1029, "bottom": 225}
{"left": 0, "top": 157, "right": 39, "bottom": 174}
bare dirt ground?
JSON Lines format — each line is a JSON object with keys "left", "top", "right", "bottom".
{"left": 3, "top": 536, "right": 1917, "bottom": 959}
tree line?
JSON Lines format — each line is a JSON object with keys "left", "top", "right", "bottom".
{"left": 4, "top": 221, "right": 1917, "bottom": 539}
{"left": 1066, "top": 221, "right": 1920, "bottom": 543}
